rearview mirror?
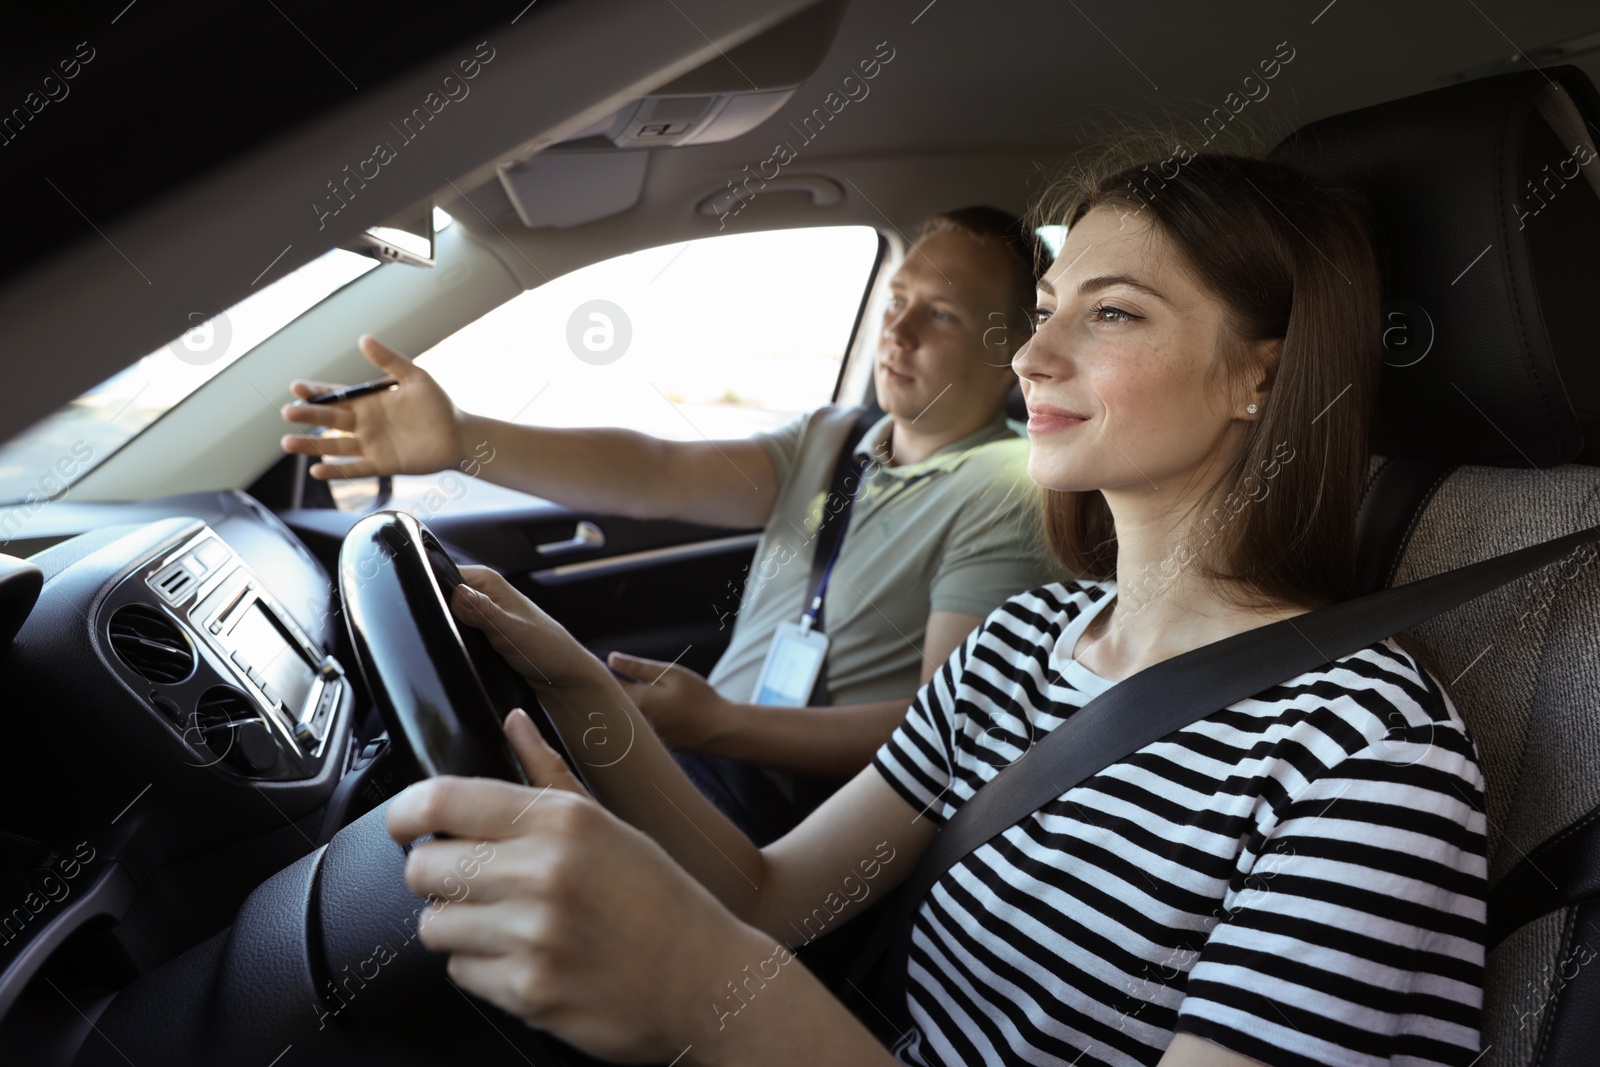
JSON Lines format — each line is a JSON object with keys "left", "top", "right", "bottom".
{"left": 341, "top": 198, "right": 434, "bottom": 268}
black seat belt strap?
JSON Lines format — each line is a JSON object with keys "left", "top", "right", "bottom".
{"left": 851, "top": 517, "right": 1600, "bottom": 1023}
{"left": 1487, "top": 802, "right": 1600, "bottom": 948}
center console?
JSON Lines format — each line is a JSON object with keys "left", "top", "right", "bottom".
{"left": 100, "top": 525, "right": 350, "bottom": 780}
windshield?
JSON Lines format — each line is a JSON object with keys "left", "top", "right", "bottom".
{"left": 0, "top": 245, "right": 387, "bottom": 506}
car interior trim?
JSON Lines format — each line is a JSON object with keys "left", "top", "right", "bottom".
{"left": 527, "top": 531, "right": 762, "bottom": 586}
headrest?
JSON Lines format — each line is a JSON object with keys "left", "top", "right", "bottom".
{"left": 1272, "top": 65, "right": 1600, "bottom": 467}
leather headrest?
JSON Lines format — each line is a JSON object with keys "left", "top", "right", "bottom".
{"left": 1272, "top": 66, "right": 1600, "bottom": 467}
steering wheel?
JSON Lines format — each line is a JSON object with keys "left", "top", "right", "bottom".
{"left": 337, "top": 509, "right": 574, "bottom": 786}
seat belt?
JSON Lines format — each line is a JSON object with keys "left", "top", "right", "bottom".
{"left": 850, "top": 516, "right": 1600, "bottom": 1030}
{"left": 801, "top": 406, "right": 883, "bottom": 704}
{"left": 699, "top": 407, "right": 883, "bottom": 835}
{"left": 1487, "top": 802, "right": 1600, "bottom": 948}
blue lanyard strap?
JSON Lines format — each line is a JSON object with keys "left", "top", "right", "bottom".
{"left": 801, "top": 463, "right": 939, "bottom": 632}
{"left": 802, "top": 487, "right": 860, "bottom": 630}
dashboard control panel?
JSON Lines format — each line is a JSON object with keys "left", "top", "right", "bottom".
{"left": 185, "top": 543, "right": 340, "bottom": 755}
{"left": 101, "top": 525, "right": 348, "bottom": 777}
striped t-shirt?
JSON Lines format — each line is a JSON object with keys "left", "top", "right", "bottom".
{"left": 872, "top": 581, "right": 1487, "bottom": 1067}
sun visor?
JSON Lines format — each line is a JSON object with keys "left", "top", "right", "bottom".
{"left": 498, "top": 0, "right": 847, "bottom": 228}
{"left": 499, "top": 148, "right": 651, "bottom": 229}
{"left": 496, "top": 87, "right": 797, "bottom": 228}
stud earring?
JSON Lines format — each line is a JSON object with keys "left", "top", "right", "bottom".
{"left": 1246, "top": 403, "right": 1258, "bottom": 414}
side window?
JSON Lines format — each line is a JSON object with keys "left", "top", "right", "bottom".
{"left": 331, "top": 226, "right": 881, "bottom": 512}
{"left": 417, "top": 226, "right": 882, "bottom": 441}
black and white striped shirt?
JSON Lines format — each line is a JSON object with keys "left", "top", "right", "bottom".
{"left": 872, "top": 581, "right": 1487, "bottom": 1067}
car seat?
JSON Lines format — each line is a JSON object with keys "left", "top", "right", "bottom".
{"left": 1275, "top": 64, "right": 1600, "bottom": 1066}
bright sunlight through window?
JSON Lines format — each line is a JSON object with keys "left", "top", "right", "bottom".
{"left": 415, "top": 226, "right": 880, "bottom": 443}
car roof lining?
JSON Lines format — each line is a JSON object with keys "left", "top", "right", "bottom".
{"left": 434, "top": 0, "right": 1600, "bottom": 265}
{"left": 5, "top": 0, "right": 1600, "bottom": 473}
{"left": 0, "top": 0, "right": 823, "bottom": 448}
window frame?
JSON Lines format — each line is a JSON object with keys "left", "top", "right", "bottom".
{"left": 829, "top": 230, "right": 890, "bottom": 405}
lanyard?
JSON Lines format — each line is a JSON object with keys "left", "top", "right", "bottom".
{"left": 800, "top": 454, "right": 870, "bottom": 633}
{"left": 799, "top": 460, "right": 939, "bottom": 633}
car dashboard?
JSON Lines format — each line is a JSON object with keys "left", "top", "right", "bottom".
{"left": 0, "top": 490, "right": 367, "bottom": 1044}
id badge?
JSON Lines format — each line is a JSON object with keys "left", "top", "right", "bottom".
{"left": 750, "top": 620, "right": 830, "bottom": 706}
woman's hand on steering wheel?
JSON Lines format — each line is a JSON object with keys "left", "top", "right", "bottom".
{"left": 386, "top": 708, "right": 778, "bottom": 1064}
{"left": 448, "top": 565, "right": 604, "bottom": 690}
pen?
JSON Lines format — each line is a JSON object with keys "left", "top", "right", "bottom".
{"left": 302, "top": 377, "right": 399, "bottom": 405}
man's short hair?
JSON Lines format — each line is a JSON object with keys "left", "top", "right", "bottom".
{"left": 916, "top": 206, "right": 1048, "bottom": 327}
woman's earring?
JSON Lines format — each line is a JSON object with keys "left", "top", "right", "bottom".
{"left": 1246, "top": 403, "right": 1258, "bottom": 415}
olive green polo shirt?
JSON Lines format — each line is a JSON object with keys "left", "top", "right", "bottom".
{"left": 706, "top": 405, "right": 1064, "bottom": 707}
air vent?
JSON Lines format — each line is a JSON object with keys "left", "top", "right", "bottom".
{"left": 151, "top": 561, "right": 197, "bottom": 604}
{"left": 194, "top": 686, "right": 278, "bottom": 773}
{"left": 108, "top": 604, "right": 195, "bottom": 684}
{"left": 195, "top": 686, "right": 252, "bottom": 740}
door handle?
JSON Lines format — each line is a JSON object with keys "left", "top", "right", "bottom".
{"left": 535, "top": 520, "right": 606, "bottom": 557}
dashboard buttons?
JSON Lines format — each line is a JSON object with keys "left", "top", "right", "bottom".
{"left": 193, "top": 537, "right": 230, "bottom": 570}
{"left": 313, "top": 681, "right": 340, "bottom": 721}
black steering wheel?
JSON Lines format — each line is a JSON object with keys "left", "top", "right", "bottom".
{"left": 337, "top": 510, "right": 574, "bottom": 786}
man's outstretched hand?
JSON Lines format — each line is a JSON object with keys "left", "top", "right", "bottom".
{"left": 281, "top": 335, "right": 466, "bottom": 479}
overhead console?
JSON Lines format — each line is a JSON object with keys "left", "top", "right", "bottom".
{"left": 498, "top": 0, "right": 849, "bottom": 227}
{"left": 608, "top": 89, "right": 797, "bottom": 149}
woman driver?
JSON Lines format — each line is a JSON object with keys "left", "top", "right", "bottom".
{"left": 385, "top": 152, "right": 1487, "bottom": 1067}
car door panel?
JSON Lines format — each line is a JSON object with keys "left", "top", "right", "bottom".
{"left": 428, "top": 504, "right": 760, "bottom": 675}
{"left": 274, "top": 486, "right": 760, "bottom": 679}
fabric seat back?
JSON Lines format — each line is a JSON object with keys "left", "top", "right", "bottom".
{"left": 1275, "top": 65, "right": 1600, "bottom": 1065}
